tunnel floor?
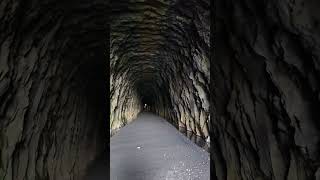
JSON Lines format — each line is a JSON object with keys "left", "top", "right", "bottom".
{"left": 85, "top": 112, "right": 210, "bottom": 180}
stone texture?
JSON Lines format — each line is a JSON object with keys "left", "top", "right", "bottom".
{"left": 110, "top": 0, "right": 210, "bottom": 140}
{"left": 0, "top": 0, "right": 109, "bottom": 179}
{"left": 211, "top": 0, "right": 320, "bottom": 179}
{"left": 2, "top": 0, "right": 320, "bottom": 179}
{"left": 1, "top": 0, "right": 211, "bottom": 179}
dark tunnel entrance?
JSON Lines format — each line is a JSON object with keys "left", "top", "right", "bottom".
{"left": 136, "top": 80, "right": 158, "bottom": 112}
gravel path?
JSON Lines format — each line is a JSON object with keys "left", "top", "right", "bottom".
{"left": 86, "top": 112, "right": 210, "bottom": 180}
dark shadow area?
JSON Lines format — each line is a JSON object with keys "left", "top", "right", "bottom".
{"left": 83, "top": 153, "right": 110, "bottom": 180}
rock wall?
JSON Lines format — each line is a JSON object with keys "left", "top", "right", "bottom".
{"left": 4, "top": 0, "right": 319, "bottom": 179}
{"left": 211, "top": 0, "right": 320, "bottom": 179}
{"left": 0, "top": 1, "right": 109, "bottom": 179}
{"left": 1, "top": 0, "right": 211, "bottom": 179}
{"left": 110, "top": 0, "right": 210, "bottom": 139}
{"left": 110, "top": 64, "right": 142, "bottom": 130}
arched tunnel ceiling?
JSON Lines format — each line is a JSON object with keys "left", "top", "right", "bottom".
{"left": 110, "top": 0, "right": 210, "bottom": 81}
{"left": 109, "top": 0, "right": 211, "bottom": 137}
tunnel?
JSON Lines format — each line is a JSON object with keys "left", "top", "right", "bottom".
{"left": 0, "top": 0, "right": 320, "bottom": 180}
{"left": 109, "top": 0, "right": 210, "bottom": 139}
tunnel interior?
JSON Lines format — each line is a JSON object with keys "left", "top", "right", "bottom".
{"left": 136, "top": 81, "right": 158, "bottom": 110}
{"left": 1, "top": 0, "right": 320, "bottom": 179}
{"left": 109, "top": 0, "right": 210, "bottom": 139}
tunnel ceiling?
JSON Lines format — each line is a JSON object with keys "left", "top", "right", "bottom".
{"left": 109, "top": 0, "right": 210, "bottom": 138}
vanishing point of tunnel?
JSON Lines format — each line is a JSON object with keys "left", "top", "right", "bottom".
{"left": 1, "top": 0, "right": 320, "bottom": 180}
{"left": 108, "top": 0, "right": 210, "bottom": 179}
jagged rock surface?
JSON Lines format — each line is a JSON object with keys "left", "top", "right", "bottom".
{"left": 0, "top": 0, "right": 109, "bottom": 179}
{"left": 1, "top": 0, "right": 210, "bottom": 179}
{"left": 211, "top": 0, "right": 320, "bottom": 179}
{"left": 2, "top": 0, "right": 320, "bottom": 179}
{"left": 110, "top": 0, "right": 210, "bottom": 139}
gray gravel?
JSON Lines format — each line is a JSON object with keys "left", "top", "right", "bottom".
{"left": 110, "top": 112, "right": 210, "bottom": 180}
